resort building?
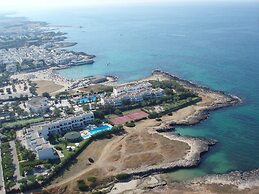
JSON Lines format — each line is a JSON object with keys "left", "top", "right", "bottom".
{"left": 22, "top": 111, "right": 94, "bottom": 160}
{"left": 37, "top": 111, "right": 94, "bottom": 139}
{"left": 28, "top": 96, "right": 49, "bottom": 114}
{"left": 25, "top": 127, "right": 58, "bottom": 160}
{"left": 113, "top": 82, "right": 153, "bottom": 97}
{"left": 100, "top": 82, "right": 164, "bottom": 107}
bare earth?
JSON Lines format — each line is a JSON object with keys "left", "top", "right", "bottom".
{"left": 33, "top": 80, "right": 64, "bottom": 95}
{"left": 48, "top": 119, "right": 190, "bottom": 193}
{"left": 43, "top": 71, "right": 241, "bottom": 194}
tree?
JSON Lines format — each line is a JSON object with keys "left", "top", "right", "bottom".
{"left": 42, "top": 92, "right": 50, "bottom": 98}
{"left": 125, "top": 122, "right": 135, "bottom": 127}
{"left": 93, "top": 110, "right": 105, "bottom": 119}
{"left": 77, "top": 180, "right": 89, "bottom": 191}
{"left": 114, "top": 109, "right": 122, "bottom": 115}
{"left": 82, "top": 104, "right": 89, "bottom": 111}
{"left": 93, "top": 118, "right": 101, "bottom": 125}
{"left": 65, "top": 107, "right": 74, "bottom": 115}
{"left": 53, "top": 107, "right": 61, "bottom": 117}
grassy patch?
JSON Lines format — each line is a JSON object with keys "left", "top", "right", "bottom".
{"left": 78, "top": 84, "right": 113, "bottom": 93}
{"left": 162, "top": 97, "right": 200, "bottom": 111}
{"left": 2, "top": 117, "right": 44, "bottom": 128}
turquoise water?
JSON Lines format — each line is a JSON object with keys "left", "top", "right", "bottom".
{"left": 8, "top": 3, "right": 259, "bottom": 180}
{"left": 81, "top": 125, "right": 112, "bottom": 139}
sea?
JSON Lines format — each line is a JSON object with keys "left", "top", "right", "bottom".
{"left": 4, "top": 2, "right": 259, "bottom": 181}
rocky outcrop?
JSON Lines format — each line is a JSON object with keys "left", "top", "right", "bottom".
{"left": 190, "top": 169, "right": 259, "bottom": 190}
{"left": 121, "top": 126, "right": 217, "bottom": 178}
{"left": 152, "top": 69, "right": 242, "bottom": 126}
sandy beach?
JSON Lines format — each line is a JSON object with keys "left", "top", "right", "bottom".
{"left": 11, "top": 68, "right": 74, "bottom": 94}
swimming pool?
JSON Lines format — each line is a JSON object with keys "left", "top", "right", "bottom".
{"left": 79, "top": 96, "right": 97, "bottom": 103}
{"left": 81, "top": 124, "right": 112, "bottom": 139}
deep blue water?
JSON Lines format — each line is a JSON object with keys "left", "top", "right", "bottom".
{"left": 7, "top": 3, "right": 259, "bottom": 180}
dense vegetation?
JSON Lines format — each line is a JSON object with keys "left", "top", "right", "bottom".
{"left": 2, "top": 117, "right": 44, "bottom": 129}
{"left": 1, "top": 142, "right": 15, "bottom": 190}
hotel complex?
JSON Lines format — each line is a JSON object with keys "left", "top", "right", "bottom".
{"left": 100, "top": 81, "right": 164, "bottom": 107}
{"left": 22, "top": 112, "right": 94, "bottom": 160}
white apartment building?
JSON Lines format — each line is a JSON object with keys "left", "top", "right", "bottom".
{"left": 113, "top": 82, "right": 152, "bottom": 97}
{"left": 100, "top": 82, "right": 164, "bottom": 107}
{"left": 37, "top": 111, "right": 94, "bottom": 139}
{"left": 25, "top": 127, "right": 58, "bottom": 160}
{"left": 23, "top": 111, "right": 94, "bottom": 160}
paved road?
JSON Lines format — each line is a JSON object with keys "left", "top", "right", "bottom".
{"left": 0, "top": 141, "right": 6, "bottom": 194}
{"left": 9, "top": 140, "right": 21, "bottom": 182}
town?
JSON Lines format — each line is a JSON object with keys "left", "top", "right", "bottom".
{"left": 0, "top": 16, "right": 203, "bottom": 193}
{"left": 0, "top": 69, "right": 201, "bottom": 192}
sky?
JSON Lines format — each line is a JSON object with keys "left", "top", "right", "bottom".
{"left": 0, "top": 0, "right": 258, "bottom": 12}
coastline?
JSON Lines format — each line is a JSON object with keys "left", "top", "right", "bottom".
{"left": 44, "top": 70, "right": 243, "bottom": 194}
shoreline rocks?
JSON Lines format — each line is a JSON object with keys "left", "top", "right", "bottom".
{"left": 120, "top": 126, "right": 217, "bottom": 178}
{"left": 189, "top": 168, "right": 259, "bottom": 190}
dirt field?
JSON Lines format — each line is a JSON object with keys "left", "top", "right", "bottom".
{"left": 33, "top": 80, "right": 64, "bottom": 95}
{"left": 48, "top": 118, "right": 190, "bottom": 193}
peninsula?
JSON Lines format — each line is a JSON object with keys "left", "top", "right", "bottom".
{"left": 0, "top": 15, "right": 250, "bottom": 194}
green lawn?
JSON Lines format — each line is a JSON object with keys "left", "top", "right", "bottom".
{"left": 2, "top": 117, "right": 44, "bottom": 128}
{"left": 162, "top": 97, "right": 200, "bottom": 111}
{"left": 54, "top": 141, "right": 85, "bottom": 161}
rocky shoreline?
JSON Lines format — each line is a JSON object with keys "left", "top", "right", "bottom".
{"left": 189, "top": 168, "right": 259, "bottom": 190}
{"left": 104, "top": 70, "right": 245, "bottom": 193}
{"left": 152, "top": 69, "right": 241, "bottom": 126}
{"left": 121, "top": 126, "right": 217, "bottom": 177}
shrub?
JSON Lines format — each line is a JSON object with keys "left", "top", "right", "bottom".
{"left": 77, "top": 179, "right": 89, "bottom": 191}
{"left": 114, "top": 109, "right": 122, "bottom": 115}
{"left": 148, "top": 113, "right": 159, "bottom": 119}
{"left": 87, "top": 176, "right": 97, "bottom": 183}
{"left": 125, "top": 122, "right": 135, "bottom": 128}
{"left": 156, "top": 118, "right": 162, "bottom": 122}
{"left": 54, "top": 145, "right": 62, "bottom": 150}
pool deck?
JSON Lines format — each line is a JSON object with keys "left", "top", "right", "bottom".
{"left": 80, "top": 124, "right": 112, "bottom": 139}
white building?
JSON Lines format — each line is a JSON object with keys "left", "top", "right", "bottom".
{"left": 37, "top": 111, "right": 94, "bottom": 139}
{"left": 113, "top": 82, "right": 152, "bottom": 97}
{"left": 100, "top": 82, "right": 164, "bottom": 107}
{"left": 22, "top": 111, "right": 95, "bottom": 160}
{"left": 5, "top": 63, "right": 17, "bottom": 73}
{"left": 28, "top": 97, "right": 49, "bottom": 114}
{"left": 25, "top": 127, "right": 58, "bottom": 160}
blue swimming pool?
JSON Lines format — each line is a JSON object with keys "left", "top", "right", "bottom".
{"left": 81, "top": 125, "right": 112, "bottom": 139}
{"left": 79, "top": 96, "right": 97, "bottom": 103}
